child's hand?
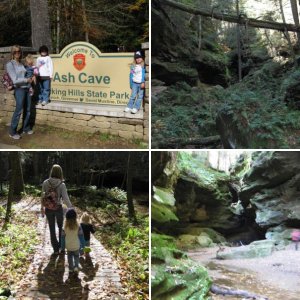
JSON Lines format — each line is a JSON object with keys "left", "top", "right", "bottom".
{"left": 141, "top": 82, "right": 145, "bottom": 89}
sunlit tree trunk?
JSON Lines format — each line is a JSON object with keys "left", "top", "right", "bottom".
{"left": 279, "top": 0, "right": 294, "bottom": 54}
{"left": 290, "top": 0, "right": 300, "bottom": 47}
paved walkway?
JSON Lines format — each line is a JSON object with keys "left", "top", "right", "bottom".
{"left": 14, "top": 200, "right": 124, "bottom": 300}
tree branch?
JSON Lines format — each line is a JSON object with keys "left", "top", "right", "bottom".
{"left": 160, "top": 0, "right": 300, "bottom": 32}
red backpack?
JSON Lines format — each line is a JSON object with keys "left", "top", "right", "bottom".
{"left": 1, "top": 62, "right": 14, "bottom": 91}
{"left": 1, "top": 72, "right": 14, "bottom": 91}
{"left": 42, "top": 181, "right": 62, "bottom": 210}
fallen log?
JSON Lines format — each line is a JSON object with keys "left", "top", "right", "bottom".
{"left": 162, "top": 135, "right": 220, "bottom": 148}
{"left": 210, "top": 284, "right": 268, "bottom": 299}
{"left": 160, "top": 0, "right": 300, "bottom": 32}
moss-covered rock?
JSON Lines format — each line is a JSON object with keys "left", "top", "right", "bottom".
{"left": 153, "top": 186, "right": 176, "bottom": 206}
{"left": 151, "top": 233, "right": 212, "bottom": 300}
{"left": 217, "top": 240, "right": 275, "bottom": 259}
{"left": 177, "top": 226, "right": 226, "bottom": 244}
{"left": 174, "top": 152, "right": 241, "bottom": 232}
{"left": 152, "top": 199, "right": 179, "bottom": 224}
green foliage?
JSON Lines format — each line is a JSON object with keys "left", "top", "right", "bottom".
{"left": 96, "top": 215, "right": 149, "bottom": 299}
{"left": 0, "top": 208, "right": 39, "bottom": 291}
{"left": 152, "top": 83, "right": 221, "bottom": 147}
{"left": 23, "top": 185, "right": 41, "bottom": 197}
{"left": 177, "top": 152, "right": 229, "bottom": 186}
{"left": 105, "top": 187, "right": 127, "bottom": 202}
{"left": 217, "top": 60, "right": 300, "bottom": 148}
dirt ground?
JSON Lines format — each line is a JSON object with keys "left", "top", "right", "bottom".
{"left": 188, "top": 245, "right": 300, "bottom": 300}
{"left": 0, "top": 123, "right": 147, "bottom": 149}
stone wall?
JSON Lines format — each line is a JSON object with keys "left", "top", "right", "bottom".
{"left": 0, "top": 43, "right": 149, "bottom": 142}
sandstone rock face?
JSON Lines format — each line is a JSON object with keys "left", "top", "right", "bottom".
{"left": 152, "top": 151, "right": 178, "bottom": 189}
{"left": 239, "top": 152, "right": 300, "bottom": 229}
{"left": 174, "top": 167, "right": 241, "bottom": 233}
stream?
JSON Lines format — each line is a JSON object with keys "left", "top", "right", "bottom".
{"left": 188, "top": 247, "right": 300, "bottom": 300}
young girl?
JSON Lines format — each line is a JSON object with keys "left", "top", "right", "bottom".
{"left": 124, "top": 51, "right": 145, "bottom": 114}
{"left": 36, "top": 45, "right": 53, "bottom": 106}
{"left": 61, "top": 208, "right": 85, "bottom": 273}
{"left": 80, "top": 212, "right": 95, "bottom": 255}
{"left": 24, "top": 54, "right": 38, "bottom": 96}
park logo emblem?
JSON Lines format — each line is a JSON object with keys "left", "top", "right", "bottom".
{"left": 73, "top": 53, "right": 86, "bottom": 71}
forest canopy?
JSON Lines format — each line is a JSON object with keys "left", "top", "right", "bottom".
{"left": 0, "top": 0, "right": 149, "bottom": 52}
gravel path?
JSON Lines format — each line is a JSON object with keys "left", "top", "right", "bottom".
{"left": 188, "top": 246, "right": 300, "bottom": 300}
{"left": 13, "top": 199, "right": 124, "bottom": 300}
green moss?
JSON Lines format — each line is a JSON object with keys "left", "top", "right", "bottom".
{"left": 177, "top": 152, "right": 231, "bottom": 203}
{"left": 151, "top": 234, "right": 212, "bottom": 300}
{"left": 153, "top": 186, "right": 176, "bottom": 206}
{"left": 152, "top": 200, "right": 179, "bottom": 223}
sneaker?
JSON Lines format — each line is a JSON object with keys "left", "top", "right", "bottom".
{"left": 9, "top": 134, "right": 21, "bottom": 140}
{"left": 124, "top": 107, "right": 131, "bottom": 113}
{"left": 23, "top": 130, "right": 34, "bottom": 135}
{"left": 74, "top": 267, "right": 79, "bottom": 273}
{"left": 41, "top": 101, "right": 47, "bottom": 106}
{"left": 131, "top": 108, "right": 138, "bottom": 114}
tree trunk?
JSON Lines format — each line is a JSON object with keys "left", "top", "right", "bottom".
{"left": 3, "top": 152, "right": 24, "bottom": 228}
{"left": 82, "top": 0, "right": 89, "bottom": 42}
{"left": 56, "top": 0, "right": 60, "bottom": 53}
{"left": 126, "top": 152, "right": 137, "bottom": 224}
{"left": 162, "top": 135, "right": 220, "bottom": 148}
{"left": 236, "top": 0, "right": 242, "bottom": 82}
{"left": 161, "top": 0, "right": 300, "bottom": 32}
{"left": 30, "top": 0, "right": 53, "bottom": 51}
{"left": 278, "top": 0, "right": 294, "bottom": 53}
{"left": 290, "top": 0, "right": 300, "bottom": 46}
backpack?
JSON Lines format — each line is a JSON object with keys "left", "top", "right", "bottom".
{"left": 42, "top": 181, "right": 62, "bottom": 210}
{"left": 1, "top": 72, "right": 14, "bottom": 91}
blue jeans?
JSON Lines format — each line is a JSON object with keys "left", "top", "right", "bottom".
{"left": 38, "top": 78, "right": 50, "bottom": 102}
{"left": 10, "top": 88, "right": 31, "bottom": 135}
{"left": 67, "top": 250, "right": 79, "bottom": 270}
{"left": 127, "top": 82, "right": 144, "bottom": 110}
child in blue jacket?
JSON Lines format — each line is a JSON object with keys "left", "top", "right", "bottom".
{"left": 124, "top": 51, "right": 145, "bottom": 114}
{"left": 61, "top": 208, "right": 85, "bottom": 274}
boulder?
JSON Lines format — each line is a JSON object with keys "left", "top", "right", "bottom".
{"left": 177, "top": 226, "right": 226, "bottom": 244}
{"left": 152, "top": 233, "right": 212, "bottom": 300}
{"left": 217, "top": 240, "right": 275, "bottom": 259}
{"left": 265, "top": 225, "right": 293, "bottom": 246}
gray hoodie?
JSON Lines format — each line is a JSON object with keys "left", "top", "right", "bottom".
{"left": 6, "top": 60, "right": 29, "bottom": 88}
{"left": 42, "top": 178, "right": 72, "bottom": 208}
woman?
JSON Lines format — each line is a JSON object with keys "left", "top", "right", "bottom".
{"left": 41, "top": 164, "right": 72, "bottom": 255}
{"left": 6, "top": 45, "right": 33, "bottom": 139}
